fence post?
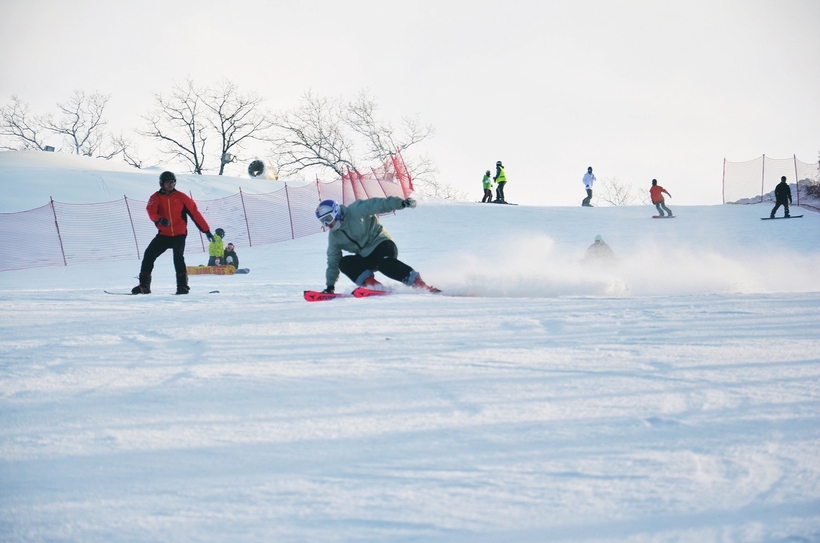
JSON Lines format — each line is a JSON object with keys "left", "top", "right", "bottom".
{"left": 284, "top": 184, "right": 295, "bottom": 240}
{"left": 190, "top": 190, "right": 206, "bottom": 252}
{"left": 721, "top": 158, "right": 726, "bottom": 204}
{"left": 239, "top": 187, "right": 253, "bottom": 247}
{"left": 50, "top": 197, "right": 68, "bottom": 267}
{"left": 760, "top": 154, "right": 766, "bottom": 203}
{"left": 124, "top": 195, "right": 141, "bottom": 258}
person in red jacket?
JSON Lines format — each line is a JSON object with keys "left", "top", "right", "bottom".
{"left": 649, "top": 179, "right": 672, "bottom": 217}
{"left": 132, "top": 171, "right": 213, "bottom": 294}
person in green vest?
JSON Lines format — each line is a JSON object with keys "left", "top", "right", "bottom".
{"left": 481, "top": 170, "right": 493, "bottom": 202}
{"left": 207, "top": 228, "right": 225, "bottom": 266}
{"left": 493, "top": 161, "right": 507, "bottom": 203}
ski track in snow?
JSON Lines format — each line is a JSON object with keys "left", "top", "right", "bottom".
{"left": 1, "top": 157, "right": 820, "bottom": 542}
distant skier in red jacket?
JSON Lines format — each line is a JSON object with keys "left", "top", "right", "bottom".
{"left": 132, "top": 171, "right": 213, "bottom": 295}
{"left": 649, "top": 179, "right": 672, "bottom": 217}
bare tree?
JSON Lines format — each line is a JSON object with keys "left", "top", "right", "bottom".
{"left": 267, "top": 89, "right": 455, "bottom": 197}
{"left": 139, "top": 79, "right": 208, "bottom": 174}
{"left": 0, "top": 96, "right": 49, "bottom": 151}
{"left": 345, "top": 89, "right": 435, "bottom": 163}
{"left": 204, "top": 79, "right": 272, "bottom": 175}
{"left": 598, "top": 177, "right": 640, "bottom": 206}
{"left": 39, "top": 90, "right": 109, "bottom": 156}
{"left": 96, "top": 133, "right": 142, "bottom": 167}
{"left": 269, "top": 90, "right": 355, "bottom": 177}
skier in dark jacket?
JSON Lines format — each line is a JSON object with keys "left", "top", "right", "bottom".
{"left": 770, "top": 176, "right": 792, "bottom": 218}
{"left": 132, "top": 171, "right": 213, "bottom": 295}
{"left": 315, "top": 197, "right": 439, "bottom": 294}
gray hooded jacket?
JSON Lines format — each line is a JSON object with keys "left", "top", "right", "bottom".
{"left": 325, "top": 196, "right": 406, "bottom": 286}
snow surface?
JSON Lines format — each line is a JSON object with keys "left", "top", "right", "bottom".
{"left": 2, "top": 153, "right": 820, "bottom": 542}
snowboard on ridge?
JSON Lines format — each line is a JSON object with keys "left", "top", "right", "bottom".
{"left": 760, "top": 215, "right": 802, "bottom": 220}
{"left": 652, "top": 215, "right": 676, "bottom": 219}
{"left": 105, "top": 290, "right": 219, "bottom": 295}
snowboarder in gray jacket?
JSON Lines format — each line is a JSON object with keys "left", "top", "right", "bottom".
{"left": 315, "top": 197, "right": 439, "bottom": 293}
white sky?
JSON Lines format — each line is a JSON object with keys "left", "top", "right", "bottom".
{"left": 2, "top": 0, "right": 819, "bottom": 205}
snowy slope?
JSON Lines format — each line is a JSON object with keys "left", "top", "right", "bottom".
{"left": 1, "top": 153, "right": 819, "bottom": 543}
{"left": 0, "top": 150, "right": 292, "bottom": 213}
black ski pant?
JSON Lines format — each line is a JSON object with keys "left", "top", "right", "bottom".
{"left": 582, "top": 188, "right": 593, "bottom": 206}
{"left": 339, "top": 240, "right": 413, "bottom": 286}
{"left": 770, "top": 199, "right": 790, "bottom": 217}
{"left": 140, "top": 233, "right": 188, "bottom": 280}
{"left": 495, "top": 181, "right": 506, "bottom": 202}
{"left": 482, "top": 188, "right": 493, "bottom": 203}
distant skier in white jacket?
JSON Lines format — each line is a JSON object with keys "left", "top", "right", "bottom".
{"left": 582, "top": 166, "right": 596, "bottom": 207}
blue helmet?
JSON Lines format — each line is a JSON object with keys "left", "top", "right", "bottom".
{"left": 315, "top": 199, "right": 342, "bottom": 230}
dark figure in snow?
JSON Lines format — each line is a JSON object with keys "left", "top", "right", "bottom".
{"left": 493, "top": 161, "right": 508, "bottom": 203}
{"left": 223, "top": 243, "right": 239, "bottom": 270}
{"left": 315, "top": 197, "right": 439, "bottom": 294}
{"left": 208, "top": 228, "right": 225, "bottom": 266}
{"left": 582, "top": 166, "right": 596, "bottom": 207}
{"left": 650, "top": 179, "right": 672, "bottom": 217}
{"left": 132, "top": 171, "right": 213, "bottom": 295}
{"left": 583, "top": 235, "right": 616, "bottom": 265}
{"left": 770, "top": 176, "right": 792, "bottom": 218}
{"left": 481, "top": 170, "right": 493, "bottom": 203}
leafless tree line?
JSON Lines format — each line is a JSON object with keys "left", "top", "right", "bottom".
{"left": 1, "top": 81, "right": 449, "bottom": 197}
{"left": 0, "top": 91, "right": 138, "bottom": 165}
{"left": 597, "top": 177, "right": 651, "bottom": 206}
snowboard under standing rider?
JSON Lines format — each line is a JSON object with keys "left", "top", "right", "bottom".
{"left": 132, "top": 171, "right": 213, "bottom": 295}
{"left": 770, "top": 176, "right": 792, "bottom": 218}
{"left": 315, "top": 196, "right": 439, "bottom": 294}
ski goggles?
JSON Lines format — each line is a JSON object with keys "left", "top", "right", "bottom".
{"left": 317, "top": 210, "right": 336, "bottom": 226}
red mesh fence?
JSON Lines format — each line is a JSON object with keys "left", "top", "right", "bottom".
{"left": 1, "top": 203, "right": 65, "bottom": 271}
{"left": 2, "top": 164, "right": 414, "bottom": 272}
{"left": 723, "top": 155, "right": 818, "bottom": 204}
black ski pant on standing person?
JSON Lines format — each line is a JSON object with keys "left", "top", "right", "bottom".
{"left": 495, "top": 181, "right": 507, "bottom": 202}
{"left": 137, "top": 233, "right": 188, "bottom": 291}
{"left": 338, "top": 240, "right": 413, "bottom": 285}
{"left": 770, "top": 198, "right": 790, "bottom": 218}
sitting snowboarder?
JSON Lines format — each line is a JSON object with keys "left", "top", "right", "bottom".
{"left": 223, "top": 242, "right": 239, "bottom": 270}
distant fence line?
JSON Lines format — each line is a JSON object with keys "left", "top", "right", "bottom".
{"left": 1, "top": 156, "right": 413, "bottom": 272}
{"left": 722, "top": 155, "right": 818, "bottom": 204}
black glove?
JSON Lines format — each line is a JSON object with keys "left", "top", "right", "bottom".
{"left": 156, "top": 217, "right": 170, "bottom": 227}
{"left": 402, "top": 198, "right": 417, "bottom": 208}
{"left": 205, "top": 231, "right": 214, "bottom": 242}
{"left": 322, "top": 286, "right": 335, "bottom": 294}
